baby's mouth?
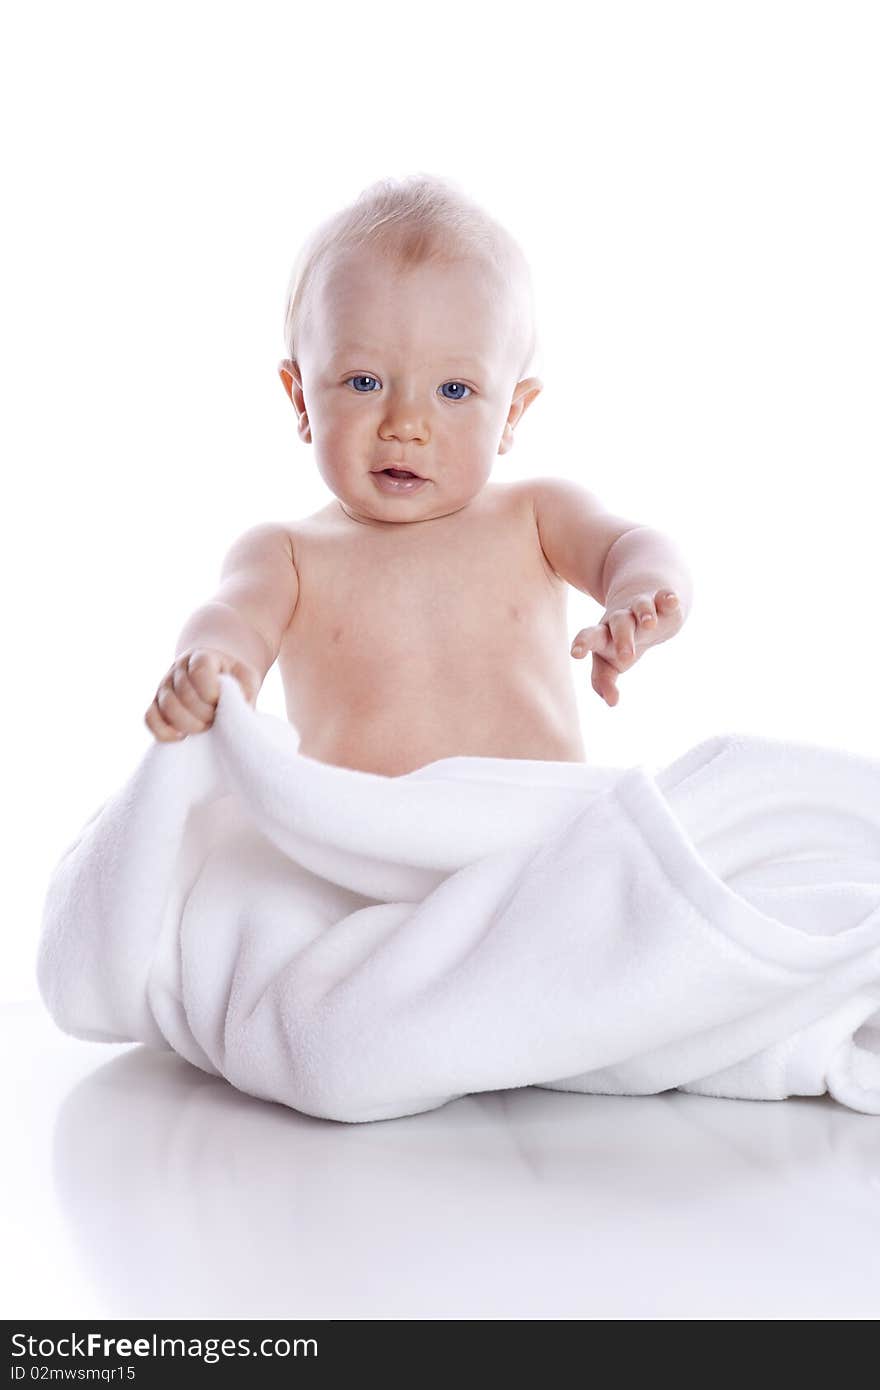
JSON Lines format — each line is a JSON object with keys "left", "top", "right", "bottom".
{"left": 374, "top": 467, "right": 422, "bottom": 480}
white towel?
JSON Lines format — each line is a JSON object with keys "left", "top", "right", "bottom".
{"left": 38, "top": 675, "right": 880, "bottom": 1122}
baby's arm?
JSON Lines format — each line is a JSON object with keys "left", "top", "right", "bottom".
{"left": 531, "top": 477, "right": 642, "bottom": 602}
{"left": 531, "top": 477, "right": 692, "bottom": 704}
{"left": 144, "top": 523, "right": 300, "bottom": 742}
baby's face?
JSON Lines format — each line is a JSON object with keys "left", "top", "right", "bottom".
{"left": 279, "top": 250, "right": 541, "bottom": 524}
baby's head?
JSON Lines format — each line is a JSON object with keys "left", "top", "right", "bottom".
{"left": 278, "top": 173, "right": 543, "bottom": 524}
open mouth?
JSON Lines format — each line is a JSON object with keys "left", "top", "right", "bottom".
{"left": 371, "top": 466, "right": 429, "bottom": 495}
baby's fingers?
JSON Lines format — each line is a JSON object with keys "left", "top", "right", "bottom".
{"left": 185, "top": 650, "right": 224, "bottom": 707}
{"left": 155, "top": 680, "right": 211, "bottom": 736}
{"left": 144, "top": 700, "right": 186, "bottom": 742}
{"left": 570, "top": 624, "right": 609, "bottom": 658}
{"left": 606, "top": 609, "right": 638, "bottom": 662}
{"left": 632, "top": 597, "right": 657, "bottom": 629}
{"left": 569, "top": 630, "right": 620, "bottom": 703}
{"left": 656, "top": 590, "right": 681, "bottom": 621}
{"left": 591, "top": 652, "right": 619, "bottom": 706}
{"left": 172, "top": 657, "right": 218, "bottom": 723}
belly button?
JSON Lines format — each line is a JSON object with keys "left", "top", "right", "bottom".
{"left": 331, "top": 626, "right": 343, "bottom": 643}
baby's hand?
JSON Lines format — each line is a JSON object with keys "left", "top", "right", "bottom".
{"left": 569, "top": 589, "right": 683, "bottom": 706}
{"left": 144, "top": 648, "right": 261, "bottom": 743}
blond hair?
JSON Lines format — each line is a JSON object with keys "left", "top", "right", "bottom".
{"left": 282, "top": 172, "right": 539, "bottom": 381}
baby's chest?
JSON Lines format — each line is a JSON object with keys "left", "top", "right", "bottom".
{"left": 295, "top": 540, "right": 557, "bottom": 665}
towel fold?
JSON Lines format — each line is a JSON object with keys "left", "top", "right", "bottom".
{"left": 38, "top": 675, "right": 880, "bottom": 1121}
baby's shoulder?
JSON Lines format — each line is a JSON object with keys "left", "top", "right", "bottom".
{"left": 495, "top": 476, "right": 539, "bottom": 507}
{"left": 488, "top": 477, "right": 544, "bottom": 527}
{"left": 278, "top": 505, "right": 338, "bottom": 565}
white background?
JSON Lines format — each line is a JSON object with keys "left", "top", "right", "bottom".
{"left": 3, "top": 0, "right": 878, "bottom": 1001}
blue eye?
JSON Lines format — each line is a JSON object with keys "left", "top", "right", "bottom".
{"left": 344, "top": 375, "right": 472, "bottom": 400}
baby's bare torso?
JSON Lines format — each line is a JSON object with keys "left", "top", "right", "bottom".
{"left": 279, "top": 481, "right": 587, "bottom": 776}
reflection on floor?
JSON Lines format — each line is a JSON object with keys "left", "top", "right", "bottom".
{"left": 3, "top": 1001, "right": 879, "bottom": 1319}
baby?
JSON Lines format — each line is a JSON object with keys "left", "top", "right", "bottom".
{"left": 145, "top": 174, "right": 692, "bottom": 777}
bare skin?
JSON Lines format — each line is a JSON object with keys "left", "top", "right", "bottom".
{"left": 278, "top": 480, "right": 586, "bottom": 776}
{"left": 145, "top": 247, "right": 689, "bottom": 775}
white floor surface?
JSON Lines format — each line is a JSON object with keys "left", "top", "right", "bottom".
{"left": 3, "top": 1000, "right": 879, "bottom": 1320}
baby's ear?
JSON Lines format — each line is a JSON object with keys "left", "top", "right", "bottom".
{"left": 516, "top": 375, "right": 544, "bottom": 407}
{"left": 499, "top": 377, "right": 543, "bottom": 453}
{"left": 277, "top": 359, "right": 298, "bottom": 403}
{"left": 277, "top": 360, "right": 311, "bottom": 443}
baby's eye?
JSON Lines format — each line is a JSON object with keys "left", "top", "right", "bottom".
{"left": 344, "top": 375, "right": 472, "bottom": 400}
